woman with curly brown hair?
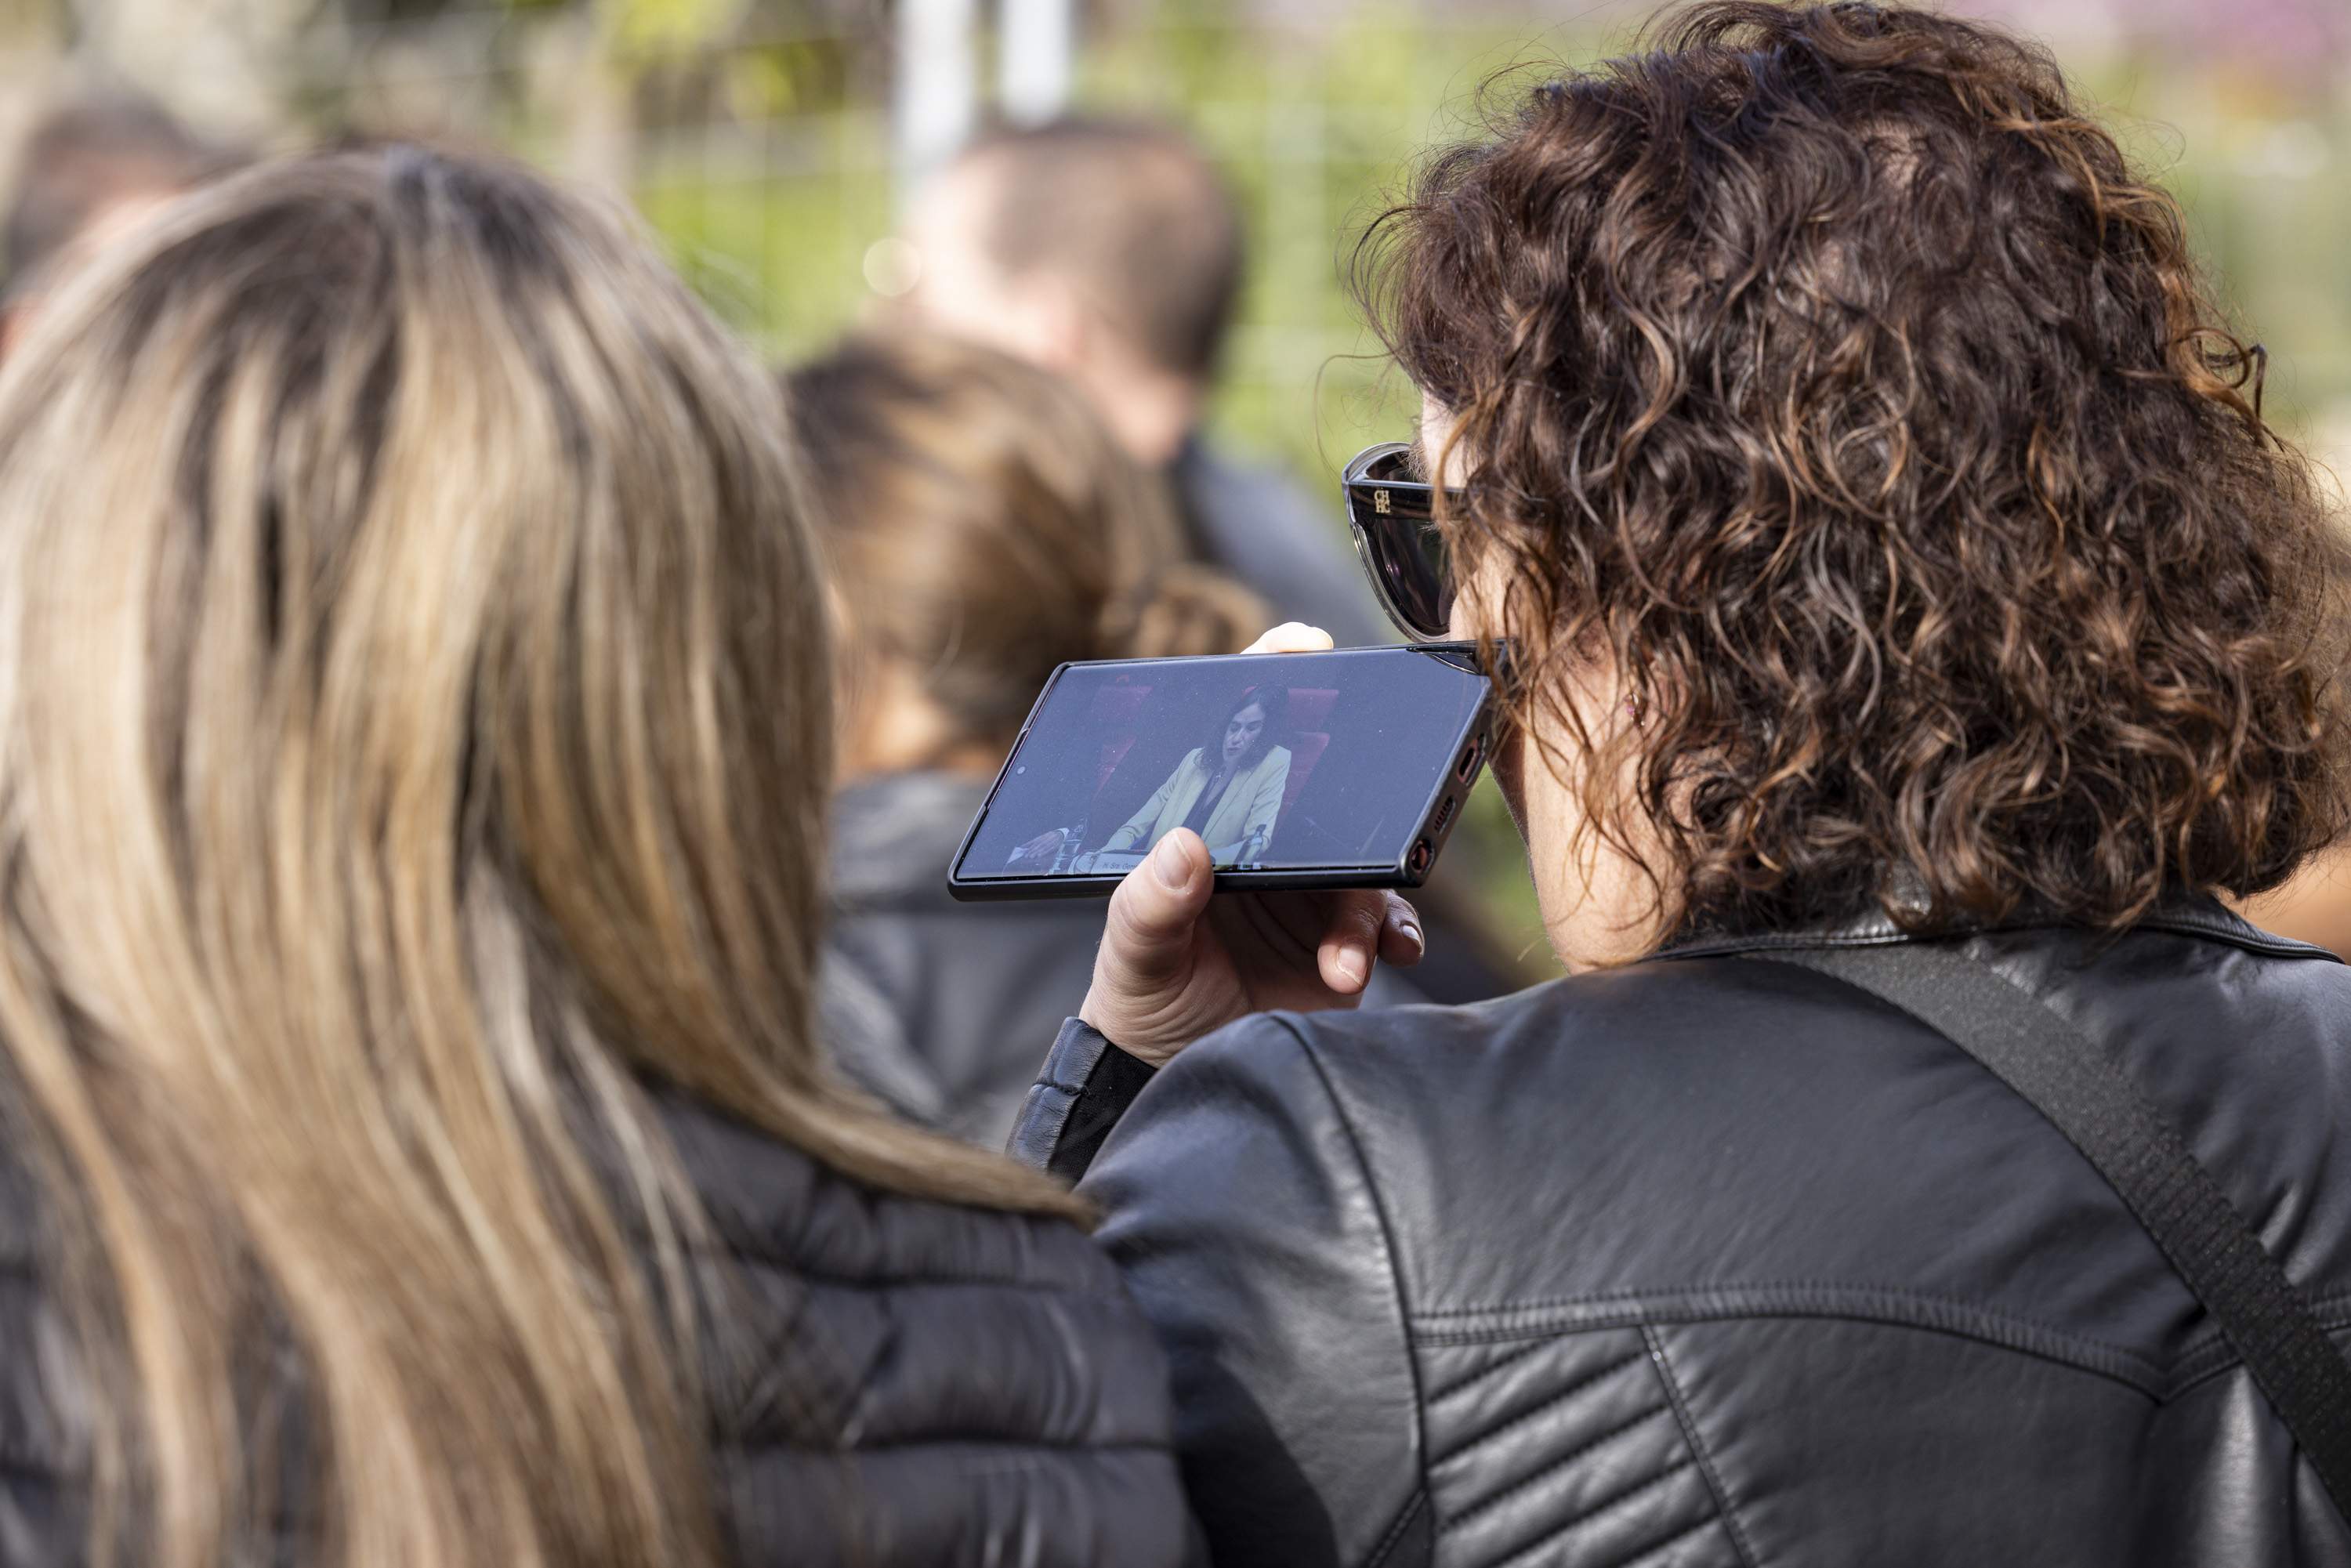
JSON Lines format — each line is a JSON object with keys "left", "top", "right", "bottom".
{"left": 1008, "top": 5, "right": 2351, "bottom": 1564}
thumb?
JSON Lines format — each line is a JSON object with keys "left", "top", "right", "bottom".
{"left": 1101, "top": 830, "right": 1215, "bottom": 987}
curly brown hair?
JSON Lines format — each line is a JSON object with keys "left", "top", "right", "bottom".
{"left": 1358, "top": 0, "right": 2351, "bottom": 936}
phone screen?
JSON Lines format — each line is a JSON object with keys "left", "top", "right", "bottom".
{"left": 952, "top": 646, "right": 1491, "bottom": 890}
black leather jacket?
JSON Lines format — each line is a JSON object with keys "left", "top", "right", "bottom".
{"left": 1012, "top": 905, "right": 2351, "bottom": 1566}
{"left": 0, "top": 1086, "right": 1200, "bottom": 1567}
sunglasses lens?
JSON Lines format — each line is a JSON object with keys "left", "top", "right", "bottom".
{"left": 1384, "top": 520, "right": 1452, "bottom": 639}
{"left": 1348, "top": 487, "right": 1452, "bottom": 640}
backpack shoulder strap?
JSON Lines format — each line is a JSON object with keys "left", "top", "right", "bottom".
{"left": 1751, "top": 940, "right": 2351, "bottom": 1523}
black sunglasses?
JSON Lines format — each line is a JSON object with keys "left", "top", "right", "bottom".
{"left": 1342, "top": 442, "right": 1458, "bottom": 643}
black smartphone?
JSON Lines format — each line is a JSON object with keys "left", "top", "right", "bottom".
{"left": 947, "top": 643, "right": 1497, "bottom": 900}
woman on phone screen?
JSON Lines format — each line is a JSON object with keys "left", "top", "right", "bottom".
{"left": 1096, "top": 688, "right": 1291, "bottom": 867}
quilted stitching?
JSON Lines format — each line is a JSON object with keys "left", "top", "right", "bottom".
{"left": 1421, "top": 1326, "right": 1740, "bottom": 1568}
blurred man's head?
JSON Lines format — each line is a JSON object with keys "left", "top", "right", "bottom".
{"left": 1, "top": 88, "right": 242, "bottom": 353}
{"left": 900, "top": 117, "right": 1244, "bottom": 466}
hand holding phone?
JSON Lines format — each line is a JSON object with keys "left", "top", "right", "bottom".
{"left": 1078, "top": 825, "right": 1425, "bottom": 1066}
{"left": 1074, "top": 625, "right": 1425, "bottom": 1066}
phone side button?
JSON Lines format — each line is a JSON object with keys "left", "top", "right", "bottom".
{"left": 1407, "top": 839, "right": 1434, "bottom": 877}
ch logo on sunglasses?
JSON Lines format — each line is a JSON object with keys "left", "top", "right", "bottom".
{"left": 1373, "top": 490, "right": 1392, "bottom": 515}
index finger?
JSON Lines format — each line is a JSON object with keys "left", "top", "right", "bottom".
{"left": 1240, "top": 622, "right": 1335, "bottom": 656}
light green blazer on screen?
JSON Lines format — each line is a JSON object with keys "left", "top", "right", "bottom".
{"left": 1102, "top": 745, "right": 1291, "bottom": 862}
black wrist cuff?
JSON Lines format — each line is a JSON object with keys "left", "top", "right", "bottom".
{"left": 1005, "top": 1018, "right": 1160, "bottom": 1182}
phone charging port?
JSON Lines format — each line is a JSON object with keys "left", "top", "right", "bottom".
{"left": 1433, "top": 794, "right": 1458, "bottom": 835}
{"left": 1456, "top": 741, "right": 1481, "bottom": 783}
{"left": 1408, "top": 839, "right": 1434, "bottom": 876}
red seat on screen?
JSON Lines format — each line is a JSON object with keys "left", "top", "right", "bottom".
{"left": 1278, "top": 688, "right": 1338, "bottom": 816}
{"left": 1281, "top": 733, "right": 1331, "bottom": 815}
{"left": 1089, "top": 683, "right": 1152, "bottom": 796}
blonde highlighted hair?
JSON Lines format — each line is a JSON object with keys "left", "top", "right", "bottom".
{"left": 0, "top": 145, "right": 1074, "bottom": 1567}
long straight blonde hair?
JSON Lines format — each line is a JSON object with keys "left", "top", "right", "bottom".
{"left": 0, "top": 145, "right": 1076, "bottom": 1567}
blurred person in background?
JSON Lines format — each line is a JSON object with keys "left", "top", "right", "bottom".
{"left": 897, "top": 114, "right": 1393, "bottom": 650}
{"left": 788, "top": 331, "right": 1264, "bottom": 1144}
{"left": 1014, "top": 5, "right": 2351, "bottom": 1563}
{"left": 0, "top": 83, "right": 243, "bottom": 355}
{"left": 0, "top": 150, "right": 1194, "bottom": 1567}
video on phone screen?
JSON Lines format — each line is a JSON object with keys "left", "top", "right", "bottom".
{"left": 959, "top": 651, "right": 1483, "bottom": 880}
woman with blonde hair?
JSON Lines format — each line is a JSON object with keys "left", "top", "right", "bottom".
{"left": 787, "top": 332, "right": 1262, "bottom": 1143}
{"left": 0, "top": 147, "right": 1193, "bottom": 1566}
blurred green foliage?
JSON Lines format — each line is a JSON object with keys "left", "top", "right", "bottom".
{"left": 625, "top": 4, "right": 2351, "bottom": 480}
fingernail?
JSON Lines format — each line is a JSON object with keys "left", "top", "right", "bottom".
{"left": 1153, "top": 834, "right": 1194, "bottom": 892}
{"left": 1335, "top": 947, "right": 1369, "bottom": 987}
{"left": 1398, "top": 919, "right": 1424, "bottom": 954}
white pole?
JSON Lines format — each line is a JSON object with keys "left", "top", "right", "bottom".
{"left": 998, "top": 0, "right": 1074, "bottom": 125}
{"left": 894, "top": 0, "right": 979, "bottom": 211}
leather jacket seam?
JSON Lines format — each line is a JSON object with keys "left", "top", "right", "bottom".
{"left": 1443, "top": 1441, "right": 1691, "bottom": 1548}
{"left": 1444, "top": 1349, "right": 1648, "bottom": 1447}
{"left": 1449, "top": 1363, "right": 1667, "bottom": 1474}
{"left": 1642, "top": 1325, "right": 1760, "bottom": 1568}
{"left": 1447, "top": 1403, "right": 1677, "bottom": 1530}
{"left": 1652, "top": 911, "right": 2336, "bottom": 965}
{"left": 1282, "top": 1016, "right": 1436, "bottom": 1568}
{"left": 1426, "top": 1334, "right": 1578, "bottom": 1407}
{"left": 1411, "top": 1284, "right": 2171, "bottom": 1398}
{"left": 1417, "top": 1277, "right": 2143, "bottom": 1338}
{"left": 1362, "top": 1487, "right": 1427, "bottom": 1568}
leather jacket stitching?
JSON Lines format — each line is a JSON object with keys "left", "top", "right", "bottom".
{"left": 1643, "top": 1325, "right": 1758, "bottom": 1568}
{"left": 1441, "top": 1404, "right": 1679, "bottom": 1534}
{"left": 1653, "top": 906, "right": 2337, "bottom": 965}
{"left": 1427, "top": 1334, "right": 1580, "bottom": 1406}
{"left": 1418, "top": 1275, "right": 2155, "bottom": 1342}
{"left": 1362, "top": 1488, "right": 1428, "bottom": 1568}
{"left": 1612, "top": 1512, "right": 1737, "bottom": 1568}
{"left": 1453, "top": 1447, "right": 1694, "bottom": 1554}
{"left": 1443, "top": 1350, "right": 1648, "bottom": 1456}
{"left": 1412, "top": 1283, "right": 2172, "bottom": 1396}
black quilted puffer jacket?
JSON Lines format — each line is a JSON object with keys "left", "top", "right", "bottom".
{"left": 0, "top": 1087, "right": 1201, "bottom": 1567}
{"left": 1013, "top": 902, "right": 2351, "bottom": 1567}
